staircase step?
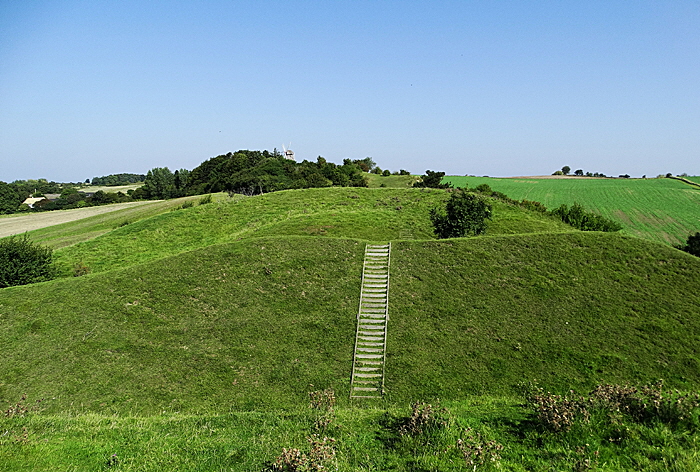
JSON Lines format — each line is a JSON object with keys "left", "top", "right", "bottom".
{"left": 352, "top": 242, "right": 391, "bottom": 399}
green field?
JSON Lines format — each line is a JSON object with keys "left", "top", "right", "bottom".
{"left": 2, "top": 186, "right": 700, "bottom": 470}
{"left": 444, "top": 176, "right": 700, "bottom": 245}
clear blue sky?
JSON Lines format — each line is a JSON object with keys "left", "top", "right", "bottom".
{"left": 1, "top": 0, "right": 698, "bottom": 182}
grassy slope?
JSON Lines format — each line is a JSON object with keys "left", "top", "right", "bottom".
{"left": 27, "top": 194, "right": 226, "bottom": 249}
{"left": 3, "top": 186, "right": 700, "bottom": 470}
{"left": 444, "top": 176, "right": 700, "bottom": 245}
{"left": 2, "top": 223, "right": 699, "bottom": 414}
{"left": 49, "top": 187, "right": 573, "bottom": 276}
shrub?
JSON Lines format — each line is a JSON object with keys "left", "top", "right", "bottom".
{"left": 413, "top": 170, "right": 452, "bottom": 189}
{"left": 549, "top": 203, "right": 622, "bottom": 232}
{"left": 198, "top": 194, "right": 213, "bottom": 205}
{"left": 0, "top": 235, "right": 55, "bottom": 288}
{"left": 526, "top": 385, "right": 590, "bottom": 433}
{"left": 676, "top": 232, "right": 700, "bottom": 257}
{"left": 430, "top": 189, "right": 492, "bottom": 239}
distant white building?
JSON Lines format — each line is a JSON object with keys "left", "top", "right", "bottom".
{"left": 21, "top": 197, "right": 46, "bottom": 209}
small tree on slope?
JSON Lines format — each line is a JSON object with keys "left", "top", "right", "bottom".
{"left": 430, "top": 189, "right": 492, "bottom": 239}
{"left": 676, "top": 232, "right": 700, "bottom": 257}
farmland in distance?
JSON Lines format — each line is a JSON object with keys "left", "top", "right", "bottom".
{"left": 445, "top": 175, "right": 700, "bottom": 245}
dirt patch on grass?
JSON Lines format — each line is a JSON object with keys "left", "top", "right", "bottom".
{"left": 612, "top": 210, "right": 632, "bottom": 225}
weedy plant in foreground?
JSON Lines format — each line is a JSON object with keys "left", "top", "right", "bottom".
{"left": 398, "top": 401, "right": 450, "bottom": 436}
{"left": 308, "top": 387, "right": 336, "bottom": 433}
{"left": 455, "top": 427, "right": 504, "bottom": 471}
{"left": 262, "top": 388, "right": 338, "bottom": 471}
{"left": 263, "top": 435, "right": 337, "bottom": 472}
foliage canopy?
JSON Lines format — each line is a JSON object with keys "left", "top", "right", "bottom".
{"left": 429, "top": 189, "right": 492, "bottom": 238}
{"left": 676, "top": 232, "right": 700, "bottom": 257}
{"left": 0, "top": 234, "right": 55, "bottom": 288}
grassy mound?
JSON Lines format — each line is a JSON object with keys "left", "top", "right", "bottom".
{"left": 3, "top": 185, "right": 700, "bottom": 470}
{"left": 2, "top": 231, "right": 699, "bottom": 414}
{"left": 49, "top": 187, "right": 573, "bottom": 276}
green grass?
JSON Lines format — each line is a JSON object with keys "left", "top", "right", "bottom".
{"left": 365, "top": 173, "right": 418, "bottom": 188}
{"left": 2, "top": 232, "right": 699, "bottom": 415}
{"left": 3, "top": 185, "right": 700, "bottom": 470}
{"left": 3, "top": 397, "right": 700, "bottom": 471}
{"left": 444, "top": 176, "right": 700, "bottom": 245}
{"left": 47, "top": 187, "right": 573, "bottom": 276}
{"left": 27, "top": 194, "right": 227, "bottom": 249}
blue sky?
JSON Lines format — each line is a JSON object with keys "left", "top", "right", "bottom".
{"left": 1, "top": 0, "right": 698, "bottom": 182}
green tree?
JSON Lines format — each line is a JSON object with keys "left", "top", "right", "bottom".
{"left": 676, "top": 232, "right": 700, "bottom": 257}
{"left": 352, "top": 157, "right": 376, "bottom": 172}
{"left": 0, "top": 181, "right": 21, "bottom": 214}
{"left": 143, "top": 167, "right": 175, "bottom": 199}
{"left": 562, "top": 166, "right": 571, "bottom": 175}
{"left": 574, "top": 169, "right": 584, "bottom": 176}
{"left": 413, "top": 170, "right": 452, "bottom": 189}
{"left": 0, "top": 234, "right": 55, "bottom": 288}
{"left": 429, "top": 189, "right": 492, "bottom": 239}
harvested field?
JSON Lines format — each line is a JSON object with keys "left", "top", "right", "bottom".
{"left": 0, "top": 202, "right": 154, "bottom": 238}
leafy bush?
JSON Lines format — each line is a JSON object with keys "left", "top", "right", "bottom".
{"left": 413, "top": 170, "right": 452, "bottom": 189}
{"left": 549, "top": 203, "right": 622, "bottom": 232}
{"left": 430, "top": 189, "right": 492, "bottom": 238}
{"left": 0, "top": 235, "right": 55, "bottom": 288}
{"left": 676, "top": 232, "right": 700, "bottom": 257}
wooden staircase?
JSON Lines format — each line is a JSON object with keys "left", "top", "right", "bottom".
{"left": 350, "top": 243, "right": 390, "bottom": 399}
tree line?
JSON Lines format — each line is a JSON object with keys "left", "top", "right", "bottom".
{"left": 136, "top": 150, "right": 372, "bottom": 199}
{"left": 0, "top": 152, "right": 377, "bottom": 213}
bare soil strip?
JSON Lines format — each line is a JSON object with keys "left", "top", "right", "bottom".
{"left": 0, "top": 202, "right": 154, "bottom": 238}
